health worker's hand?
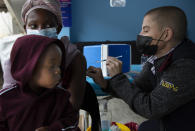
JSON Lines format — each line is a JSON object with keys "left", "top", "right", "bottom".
{"left": 86, "top": 66, "right": 108, "bottom": 89}
{"left": 106, "top": 56, "right": 122, "bottom": 77}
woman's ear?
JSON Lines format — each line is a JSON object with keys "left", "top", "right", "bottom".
{"left": 164, "top": 27, "right": 174, "bottom": 42}
{"left": 57, "top": 25, "right": 62, "bottom": 34}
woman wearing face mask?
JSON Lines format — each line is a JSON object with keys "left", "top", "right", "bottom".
{"left": 22, "top": 0, "right": 88, "bottom": 109}
{"left": 0, "top": 0, "right": 86, "bottom": 111}
{"left": 0, "top": 0, "right": 101, "bottom": 121}
{"left": 0, "top": 0, "right": 101, "bottom": 130}
{"left": 87, "top": 6, "right": 195, "bottom": 131}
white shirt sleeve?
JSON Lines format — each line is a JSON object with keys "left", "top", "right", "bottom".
{"left": 0, "top": 34, "right": 24, "bottom": 89}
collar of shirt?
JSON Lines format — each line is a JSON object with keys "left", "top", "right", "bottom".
{"left": 146, "top": 48, "right": 175, "bottom": 75}
{"left": 142, "top": 41, "right": 183, "bottom": 75}
{"left": 147, "top": 40, "right": 183, "bottom": 64}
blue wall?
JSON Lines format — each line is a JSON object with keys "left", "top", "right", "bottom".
{"left": 70, "top": 0, "right": 195, "bottom": 43}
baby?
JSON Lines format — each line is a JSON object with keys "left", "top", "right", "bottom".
{"left": 0, "top": 35, "right": 80, "bottom": 131}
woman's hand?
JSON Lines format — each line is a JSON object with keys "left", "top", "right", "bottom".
{"left": 35, "top": 127, "right": 49, "bottom": 131}
{"left": 106, "top": 56, "right": 122, "bottom": 77}
{"left": 86, "top": 66, "right": 108, "bottom": 89}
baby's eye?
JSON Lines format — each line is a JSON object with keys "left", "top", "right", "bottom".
{"left": 50, "top": 65, "right": 60, "bottom": 69}
{"left": 50, "top": 65, "right": 56, "bottom": 69}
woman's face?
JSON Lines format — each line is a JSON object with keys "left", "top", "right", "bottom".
{"left": 25, "top": 9, "right": 61, "bottom": 33}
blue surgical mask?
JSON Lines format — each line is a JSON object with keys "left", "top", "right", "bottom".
{"left": 26, "top": 27, "right": 58, "bottom": 38}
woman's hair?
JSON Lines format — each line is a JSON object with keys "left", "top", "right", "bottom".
{"left": 21, "top": 0, "right": 62, "bottom": 26}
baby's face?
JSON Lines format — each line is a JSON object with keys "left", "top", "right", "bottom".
{"left": 31, "top": 44, "right": 62, "bottom": 89}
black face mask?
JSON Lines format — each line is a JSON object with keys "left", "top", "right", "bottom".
{"left": 136, "top": 32, "right": 165, "bottom": 56}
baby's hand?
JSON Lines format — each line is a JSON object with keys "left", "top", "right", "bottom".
{"left": 35, "top": 126, "right": 49, "bottom": 131}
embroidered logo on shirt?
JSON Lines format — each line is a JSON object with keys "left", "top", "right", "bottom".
{"left": 160, "top": 80, "right": 178, "bottom": 92}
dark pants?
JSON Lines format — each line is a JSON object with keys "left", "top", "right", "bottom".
{"left": 138, "top": 120, "right": 160, "bottom": 131}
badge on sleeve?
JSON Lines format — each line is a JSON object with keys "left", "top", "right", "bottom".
{"left": 160, "top": 80, "right": 178, "bottom": 92}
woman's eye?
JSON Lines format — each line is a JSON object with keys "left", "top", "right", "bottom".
{"left": 45, "top": 24, "right": 52, "bottom": 28}
{"left": 29, "top": 24, "right": 36, "bottom": 29}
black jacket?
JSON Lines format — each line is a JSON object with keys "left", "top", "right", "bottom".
{"left": 105, "top": 39, "right": 195, "bottom": 131}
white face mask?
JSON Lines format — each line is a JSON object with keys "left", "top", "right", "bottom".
{"left": 26, "top": 27, "right": 58, "bottom": 38}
